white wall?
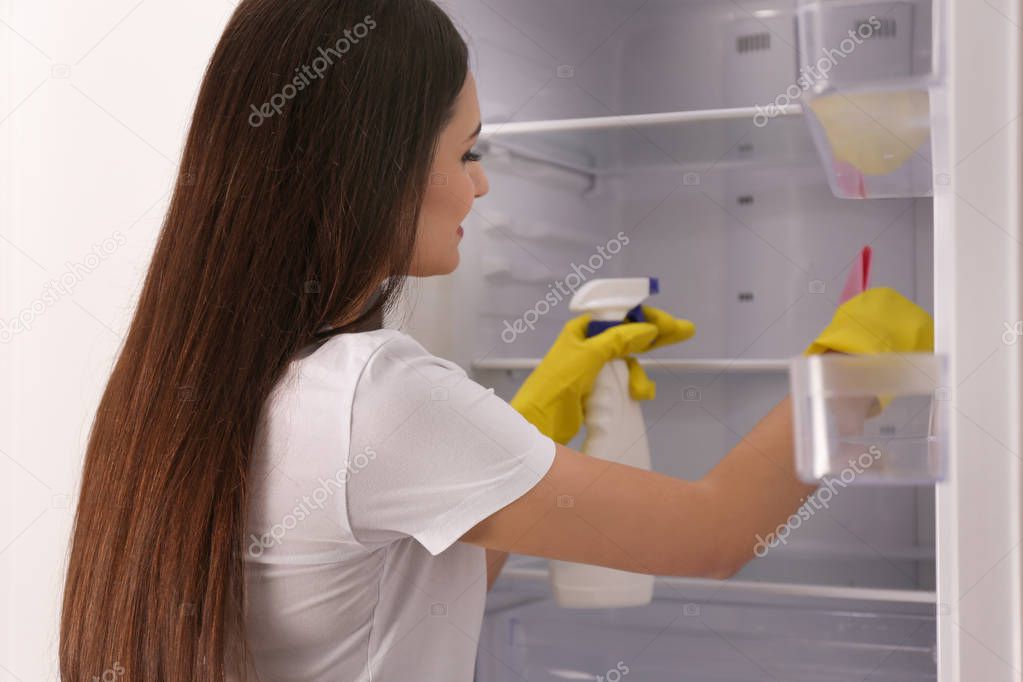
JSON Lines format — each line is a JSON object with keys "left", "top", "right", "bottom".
{"left": 1, "top": 3, "right": 236, "bottom": 679}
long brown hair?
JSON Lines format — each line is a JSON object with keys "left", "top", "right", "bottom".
{"left": 59, "top": 1, "right": 468, "bottom": 679}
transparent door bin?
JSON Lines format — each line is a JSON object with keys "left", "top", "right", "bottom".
{"left": 802, "top": 87, "right": 934, "bottom": 198}
{"left": 789, "top": 353, "right": 949, "bottom": 485}
{"left": 797, "top": 0, "right": 940, "bottom": 90}
{"left": 795, "top": 0, "right": 944, "bottom": 198}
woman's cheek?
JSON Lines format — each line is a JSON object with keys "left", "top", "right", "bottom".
{"left": 454, "top": 172, "right": 475, "bottom": 218}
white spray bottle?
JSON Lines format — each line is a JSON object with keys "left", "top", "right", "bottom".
{"left": 548, "top": 277, "right": 658, "bottom": 609}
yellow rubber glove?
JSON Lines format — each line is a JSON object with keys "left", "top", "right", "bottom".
{"left": 803, "top": 286, "right": 934, "bottom": 416}
{"left": 622, "top": 306, "right": 698, "bottom": 401}
{"left": 511, "top": 306, "right": 696, "bottom": 444}
{"left": 804, "top": 286, "right": 933, "bottom": 356}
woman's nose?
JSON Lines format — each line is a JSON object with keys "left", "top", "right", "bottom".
{"left": 471, "top": 162, "right": 489, "bottom": 198}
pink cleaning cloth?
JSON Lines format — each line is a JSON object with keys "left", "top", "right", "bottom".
{"left": 833, "top": 160, "right": 868, "bottom": 199}
{"left": 839, "top": 245, "right": 872, "bottom": 303}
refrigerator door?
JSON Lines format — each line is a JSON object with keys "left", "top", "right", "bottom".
{"left": 933, "top": 0, "right": 1023, "bottom": 679}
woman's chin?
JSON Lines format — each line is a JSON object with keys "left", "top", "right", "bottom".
{"left": 440, "top": 251, "right": 460, "bottom": 275}
{"left": 410, "top": 252, "right": 460, "bottom": 277}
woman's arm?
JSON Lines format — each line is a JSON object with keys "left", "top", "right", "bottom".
{"left": 461, "top": 395, "right": 819, "bottom": 578}
{"left": 485, "top": 550, "right": 509, "bottom": 590}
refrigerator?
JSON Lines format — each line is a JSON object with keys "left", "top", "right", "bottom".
{"left": 392, "top": 0, "right": 1023, "bottom": 680}
{"left": 0, "top": 0, "right": 1018, "bottom": 680}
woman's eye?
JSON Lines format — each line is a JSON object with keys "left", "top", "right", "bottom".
{"left": 462, "top": 148, "right": 482, "bottom": 164}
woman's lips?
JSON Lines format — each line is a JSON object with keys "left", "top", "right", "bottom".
{"left": 457, "top": 225, "right": 464, "bottom": 237}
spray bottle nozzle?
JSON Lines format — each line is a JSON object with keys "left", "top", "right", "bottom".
{"left": 569, "top": 277, "right": 660, "bottom": 339}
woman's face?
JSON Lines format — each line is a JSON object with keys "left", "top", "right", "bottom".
{"left": 409, "top": 73, "right": 489, "bottom": 277}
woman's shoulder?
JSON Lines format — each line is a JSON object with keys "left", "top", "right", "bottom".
{"left": 305, "top": 328, "right": 478, "bottom": 414}
{"left": 293, "top": 328, "right": 452, "bottom": 388}
{"left": 310, "top": 327, "right": 426, "bottom": 365}
{"left": 260, "top": 329, "right": 432, "bottom": 456}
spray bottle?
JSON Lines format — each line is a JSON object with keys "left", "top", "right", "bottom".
{"left": 548, "top": 277, "right": 658, "bottom": 608}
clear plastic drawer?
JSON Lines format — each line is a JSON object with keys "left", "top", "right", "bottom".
{"left": 789, "top": 352, "right": 949, "bottom": 484}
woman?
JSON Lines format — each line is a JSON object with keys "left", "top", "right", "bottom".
{"left": 59, "top": 0, "right": 933, "bottom": 680}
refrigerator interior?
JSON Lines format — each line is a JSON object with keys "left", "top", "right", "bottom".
{"left": 408, "top": 0, "right": 940, "bottom": 678}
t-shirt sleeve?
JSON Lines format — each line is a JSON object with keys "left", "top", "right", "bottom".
{"left": 345, "top": 331, "right": 557, "bottom": 555}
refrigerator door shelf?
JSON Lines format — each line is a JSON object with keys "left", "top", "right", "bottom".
{"left": 789, "top": 352, "right": 949, "bottom": 485}
{"left": 796, "top": 0, "right": 945, "bottom": 198}
{"left": 796, "top": 0, "right": 942, "bottom": 93}
{"left": 801, "top": 86, "right": 936, "bottom": 198}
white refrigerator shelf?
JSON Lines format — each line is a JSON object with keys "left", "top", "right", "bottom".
{"left": 498, "top": 562, "right": 936, "bottom": 608}
{"left": 478, "top": 105, "right": 816, "bottom": 174}
{"left": 481, "top": 105, "right": 804, "bottom": 136}
{"left": 473, "top": 358, "right": 792, "bottom": 374}
{"left": 480, "top": 564, "right": 937, "bottom": 682}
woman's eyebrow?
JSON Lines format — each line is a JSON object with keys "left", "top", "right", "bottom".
{"left": 465, "top": 121, "right": 482, "bottom": 142}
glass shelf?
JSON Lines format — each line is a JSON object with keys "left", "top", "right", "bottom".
{"left": 473, "top": 357, "right": 791, "bottom": 374}
{"left": 480, "top": 559, "right": 936, "bottom": 682}
{"left": 479, "top": 105, "right": 816, "bottom": 175}
{"left": 496, "top": 556, "right": 935, "bottom": 607}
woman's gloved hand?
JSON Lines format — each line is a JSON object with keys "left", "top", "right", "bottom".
{"left": 804, "top": 286, "right": 934, "bottom": 417}
{"left": 620, "top": 306, "right": 698, "bottom": 401}
{"left": 804, "top": 286, "right": 933, "bottom": 356}
{"left": 511, "top": 306, "right": 696, "bottom": 444}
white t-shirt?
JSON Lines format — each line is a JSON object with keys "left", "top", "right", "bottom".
{"left": 236, "top": 329, "right": 556, "bottom": 681}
